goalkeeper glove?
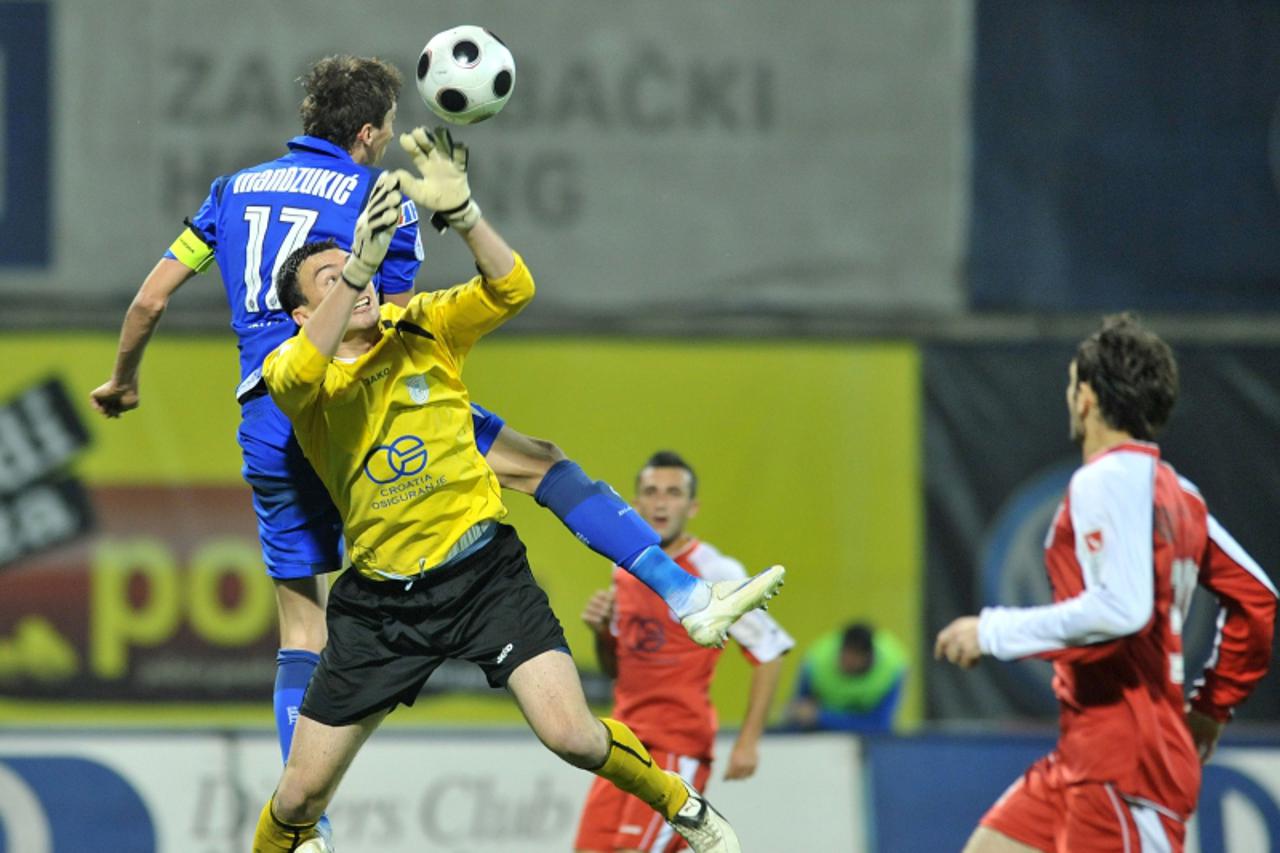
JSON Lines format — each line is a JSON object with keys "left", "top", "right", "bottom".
{"left": 394, "top": 126, "right": 481, "bottom": 232}
{"left": 342, "top": 171, "right": 403, "bottom": 290}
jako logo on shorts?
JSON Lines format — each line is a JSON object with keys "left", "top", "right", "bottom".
{"left": 363, "top": 435, "right": 429, "bottom": 484}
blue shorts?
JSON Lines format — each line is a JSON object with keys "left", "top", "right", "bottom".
{"left": 238, "top": 394, "right": 507, "bottom": 580}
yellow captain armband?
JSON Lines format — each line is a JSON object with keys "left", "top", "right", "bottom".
{"left": 169, "top": 227, "right": 215, "bottom": 273}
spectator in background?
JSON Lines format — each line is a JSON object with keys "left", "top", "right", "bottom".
{"left": 784, "top": 622, "right": 906, "bottom": 733}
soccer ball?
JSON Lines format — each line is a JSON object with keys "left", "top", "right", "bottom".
{"left": 415, "top": 26, "right": 515, "bottom": 125}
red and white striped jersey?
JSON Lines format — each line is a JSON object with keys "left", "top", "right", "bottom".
{"left": 978, "top": 441, "right": 1276, "bottom": 818}
{"left": 609, "top": 538, "right": 795, "bottom": 761}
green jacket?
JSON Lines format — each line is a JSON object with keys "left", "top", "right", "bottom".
{"left": 803, "top": 627, "right": 907, "bottom": 712}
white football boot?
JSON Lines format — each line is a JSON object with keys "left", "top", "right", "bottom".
{"left": 681, "top": 564, "right": 785, "bottom": 648}
{"left": 668, "top": 776, "right": 741, "bottom": 853}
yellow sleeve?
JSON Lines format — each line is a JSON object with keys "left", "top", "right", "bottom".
{"left": 408, "top": 252, "right": 535, "bottom": 358}
{"left": 262, "top": 329, "right": 330, "bottom": 416}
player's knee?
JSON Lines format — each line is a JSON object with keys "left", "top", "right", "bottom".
{"left": 540, "top": 717, "right": 609, "bottom": 769}
{"left": 271, "top": 778, "right": 331, "bottom": 825}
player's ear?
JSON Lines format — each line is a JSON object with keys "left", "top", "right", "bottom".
{"left": 1075, "top": 380, "right": 1097, "bottom": 420}
{"left": 290, "top": 305, "right": 312, "bottom": 327}
{"left": 687, "top": 498, "right": 700, "bottom": 519}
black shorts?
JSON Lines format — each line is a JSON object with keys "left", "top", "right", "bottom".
{"left": 300, "top": 524, "right": 569, "bottom": 726}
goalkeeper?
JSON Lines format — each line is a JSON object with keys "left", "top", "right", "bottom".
{"left": 250, "top": 128, "right": 760, "bottom": 853}
{"left": 91, "top": 58, "right": 779, "bottom": 814}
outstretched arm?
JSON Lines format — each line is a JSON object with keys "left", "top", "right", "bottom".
{"left": 938, "top": 461, "right": 1154, "bottom": 668}
{"left": 983, "top": 464, "right": 1154, "bottom": 660}
{"left": 395, "top": 127, "right": 532, "bottom": 355}
{"left": 301, "top": 173, "right": 403, "bottom": 358}
{"left": 484, "top": 425, "right": 567, "bottom": 495}
{"left": 457, "top": 215, "right": 515, "bottom": 283}
{"left": 262, "top": 174, "right": 404, "bottom": 412}
{"left": 396, "top": 125, "right": 514, "bottom": 280}
{"left": 90, "top": 258, "right": 196, "bottom": 417}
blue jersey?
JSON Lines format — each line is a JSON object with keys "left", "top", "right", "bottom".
{"left": 161, "top": 135, "right": 507, "bottom": 580}
{"left": 170, "top": 135, "right": 423, "bottom": 398}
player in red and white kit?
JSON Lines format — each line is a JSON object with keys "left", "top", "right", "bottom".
{"left": 936, "top": 314, "right": 1277, "bottom": 853}
{"left": 575, "top": 451, "right": 795, "bottom": 853}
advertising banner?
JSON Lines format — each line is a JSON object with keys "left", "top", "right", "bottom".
{"left": 0, "top": 484, "right": 609, "bottom": 705}
{"left": 0, "top": 378, "right": 94, "bottom": 569}
{"left": 0, "top": 334, "right": 922, "bottom": 727}
{"left": 0, "top": 485, "right": 274, "bottom": 702}
{"left": 924, "top": 343, "right": 1280, "bottom": 720}
{"left": 866, "top": 733, "right": 1280, "bottom": 852}
{"left": 0, "top": 0, "right": 969, "bottom": 319}
{"left": 0, "top": 730, "right": 863, "bottom": 853}
{"left": 4, "top": 728, "right": 1277, "bottom": 852}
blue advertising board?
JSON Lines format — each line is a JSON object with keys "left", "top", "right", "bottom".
{"left": 0, "top": 756, "right": 155, "bottom": 853}
{"left": 866, "top": 734, "right": 1280, "bottom": 852}
{"left": 0, "top": 2, "right": 52, "bottom": 266}
{"left": 969, "top": 2, "right": 1280, "bottom": 311}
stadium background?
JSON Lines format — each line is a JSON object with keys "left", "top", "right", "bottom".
{"left": 1, "top": 1, "right": 1279, "bottom": 851}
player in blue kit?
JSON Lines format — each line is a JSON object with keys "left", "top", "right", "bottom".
{"left": 91, "top": 54, "right": 783, "bottom": 843}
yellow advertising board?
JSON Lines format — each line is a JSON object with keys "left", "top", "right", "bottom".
{"left": 0, "top": 334, "right": 921, "bottom": 730}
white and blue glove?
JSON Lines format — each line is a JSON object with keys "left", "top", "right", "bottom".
{"left": 342, "top": 171, "right": 403, "bottom": 289}
{"left": 394, "top": 126, "right": 481, "bottom": 232}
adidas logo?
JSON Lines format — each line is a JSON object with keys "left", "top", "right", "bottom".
{"left": 496, "top": 642, "right": 514, "bottom": 664}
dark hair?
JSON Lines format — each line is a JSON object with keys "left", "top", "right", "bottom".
{"left": 277, "top": 239, "right": 340, "bottom": 316}
{"left": 1073, "top": 313, "right": 1179, "bottom": 440}
{"left": 841, "top": 623, "right": 874, "bottom": 656}
{"left": 637, "top": 450, "right": 698, "bottom": 498}
{"left": 299, "top": 56, "right": 402, "bottom": 150}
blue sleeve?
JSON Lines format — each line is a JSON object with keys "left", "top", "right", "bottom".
{"left": 377, "top": 197, "right": 423, "bottom": 295}
{"left": 163, "top": 176, "right": 226, "bottom": 261}
{"left": 470, "top": 402, "right": 506, "bottom": 456}
{"left": 813, "top": 677, "right": 904, "bottom": 734}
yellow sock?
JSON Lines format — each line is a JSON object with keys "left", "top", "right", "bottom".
{"left": 595, "top": 718, "right": 689, "bottom": 820}
{"left": 251, "top": 798, "right": 319, "bottom": 852}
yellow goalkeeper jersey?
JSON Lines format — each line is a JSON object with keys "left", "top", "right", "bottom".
{"left": 262, "top": 254, "right": 535, "bottom": 580}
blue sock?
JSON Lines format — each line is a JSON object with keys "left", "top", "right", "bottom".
{"left": 274, "top": 648, "right": 320, "bottom": 764}
{"left": 534, "top": 460, "right": 706, "bottom": 615}
{"left": 627, "top": 545, "right": 709, "bottom": 616}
